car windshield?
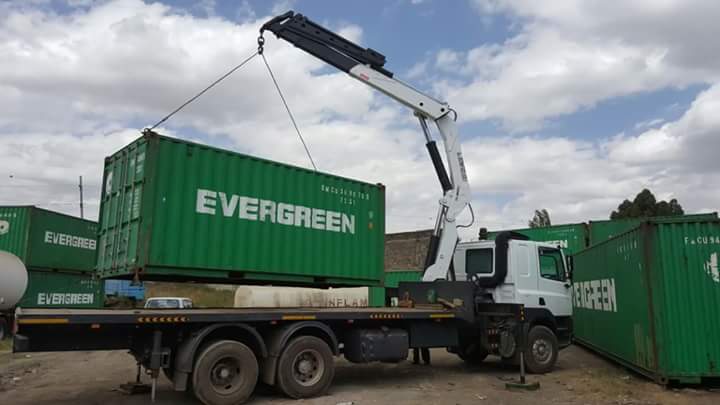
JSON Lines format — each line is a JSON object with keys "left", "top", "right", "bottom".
{"left": 146, "top": 299, "right": 180, "bottom": 309}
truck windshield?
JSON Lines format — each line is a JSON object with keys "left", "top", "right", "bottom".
{"left": 466, "top": 248, "right": 493, "bottom": 276}
{"left": 146, "top": 299, "right": 180, "bottom": 309}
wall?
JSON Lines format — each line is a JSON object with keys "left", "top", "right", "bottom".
{"left": 384, "top": 229, "right": 433, "bottom": 271}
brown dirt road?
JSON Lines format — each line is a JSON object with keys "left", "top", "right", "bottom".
{"left": 1, "top": 344, "right": 718, "bottom": 405}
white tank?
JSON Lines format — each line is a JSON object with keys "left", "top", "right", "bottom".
{"left": 0, "top": 251, "right": 28, "bottom": 311}
{"left": 234, "top": 286, "right": 370, "bottom": 308}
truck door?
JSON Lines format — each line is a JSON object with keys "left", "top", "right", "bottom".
{"left": 536, "top": 247, "right": 572, "bottom": 317}
{"left": 512, "top": 241, "right": 539, "bottom": 309}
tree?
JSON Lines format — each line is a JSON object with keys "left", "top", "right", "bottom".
{"left": 528, "top": 209, "right": 552, "bottom": 228}
{"left": 610, "top": 189, "right": 684, "bottom": 219}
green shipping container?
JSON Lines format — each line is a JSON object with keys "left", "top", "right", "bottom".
{"left": 0, "top": 206, "right": 98, "bottom": 272}
{"left": 384, "top": 270, "right": 423, "bottom": 288}
{"left": 368, "top": 286, "right": 386, "bottom": 307}
{"left": 572, "top": 217, "right": 720, "bottom": 384}
{"left": 17, "top": 270, "right": 104, "bottom": 309}
{"left": 486, "top": 223, "right": 588, "bottom": 255}
{"left": 97, "top": 132, "right": 385, "bottom": 287}
{"left": 588, "top": 212, "right": 718, "bottom": 245}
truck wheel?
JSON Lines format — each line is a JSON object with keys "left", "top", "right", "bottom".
{"left": 191, "top": 340, "right": 258, "bottom": 405}
{"left": 458, "top": 343, "right": 488, "bottom": 365}
{"left": 525, "top": 325, "right": 558, "bottom": 374}
{"left": 276, "top": 336, "right": 335, "bottom": 399}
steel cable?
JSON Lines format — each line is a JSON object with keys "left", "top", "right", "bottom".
{"left": 261, "top": 53, "right": 318, "bottom": 171}
{"left": 146, "top": 50, "right": 259, "bottom": 131}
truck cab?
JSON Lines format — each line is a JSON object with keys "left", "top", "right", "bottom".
{"left": 446, "top": 233, "right": 573, "bottom": 371}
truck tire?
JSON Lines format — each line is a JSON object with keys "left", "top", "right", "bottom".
{"left": 457, "top": 343, "right": 488, "bottom": 365}
{"left": 276, "top": 336, "right": 335, "bottom": 399}
{"left": 525, "top": 325, "right": 558, "bottom": 374}
{"left": 191, "top": 340, "right": 258, "bottom": 405}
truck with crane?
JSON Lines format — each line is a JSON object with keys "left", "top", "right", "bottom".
{"left": 10, "top": 11, "right": 573, "bottom": 405}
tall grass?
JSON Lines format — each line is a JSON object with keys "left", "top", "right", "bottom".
{"left": 0, "top": 338, "right": 12, "bottom": 352}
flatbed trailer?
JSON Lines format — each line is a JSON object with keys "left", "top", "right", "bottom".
{"left": 13, "top": 281, "right": 528, "bottom": 405}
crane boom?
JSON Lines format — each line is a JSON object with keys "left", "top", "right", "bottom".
{"left": 261, "top": 11, "right": 471, "bottom": 281}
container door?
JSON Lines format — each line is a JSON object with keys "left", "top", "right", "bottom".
{"left": 98, "top": 139, "right": 147, "bottom": 275}
{"left": 537, "top": 246, "right": 572, "bottom": 317}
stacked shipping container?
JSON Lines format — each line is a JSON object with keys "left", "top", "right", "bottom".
{"left": 483, "top": 213, "right": 718, "bottom": 256}
{"left": 485, "top": 223, "right": 588, "bottom": 255}
{"left": 0, "top": 206, "right": 103, "bottom": 309}
{"left": 588, "top": 213, "right": 718, "bottom": 245}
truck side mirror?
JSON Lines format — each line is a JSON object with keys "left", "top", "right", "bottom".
{"left": 566, "top": 255, "right": 574, "bottom": 280}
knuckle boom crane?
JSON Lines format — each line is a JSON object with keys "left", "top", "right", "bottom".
{"left": 261, "top": 11, "right": 471, "bottom": 282}
{"left": 11, "top": 12, "right": 573, "bottom": 405}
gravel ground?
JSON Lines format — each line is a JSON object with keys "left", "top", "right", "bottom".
{"left": 1, "top": 343, "right": 718, "bottom": 405}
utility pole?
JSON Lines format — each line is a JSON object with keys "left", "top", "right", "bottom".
{"left": 79, "top": 175, "right": 84, "bottom": 219}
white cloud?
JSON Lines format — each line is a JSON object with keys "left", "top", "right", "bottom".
{"left": 608, "top": 83, "right": 720, "bottom": 172}
{"left": 0, "top": 129, "right": 139, "bottom": 218}
{"left": 482, "top": 83, "right": 720, "bottom": 229}
{"left": 194, "top": 0, "right": 216, "bottom": 17}
{"left": 234, "top": 1, "right": 255, "bottom": 23}
{"left": 270, "top": 0, "right": 295, "bottom": 16}
{"left": 0, "top": 0, "right": 717, "bottom": 242}
{"left": 439, "top": 0, "right": 720, "bottom": 131}
{"left": 634, "top": 118, "right": 665, "bottom": 130}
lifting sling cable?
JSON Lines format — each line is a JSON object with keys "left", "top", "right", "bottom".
{"left": 259, "top": 52, "right": 317, "bottom": 171}
{"left": 144, "top": 41, "right": 318, "bottom": 171}
{"left": 146, "top": 50, "right": 259, "bottom": 131}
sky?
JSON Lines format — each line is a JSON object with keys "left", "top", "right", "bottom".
{"left": 1, "top": 0, "right": 719, "bottom": 238}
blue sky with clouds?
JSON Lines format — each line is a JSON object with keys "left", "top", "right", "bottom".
{"left": 1, "top": 0, "right": 719, "bottom": 234}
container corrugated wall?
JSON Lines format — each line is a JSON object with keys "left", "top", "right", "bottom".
{"left": 384, "top": 270, "right": 423, "bottom": 288}
{"left": 98, "top": 133, "right": 385, "bottom": 286}
{"left": 369, "top": 287, "right": 386, "bottom": 307}
{"left": 487, "top": 223, "right": 588, "bottom": 255}
{"left": 0, "top": 206, "right": 31, "bottom": 262}
{"left": 573, "top": 218, "right": 720, "bottom": 384}
{"left": 0, "top": 206, "right": 98, "bottom": 272}
{"left": 588, "top": 213, "right": 718, "bottom": 245}
{"left": 18, "top": 270, "right": 104, "bottom": 309}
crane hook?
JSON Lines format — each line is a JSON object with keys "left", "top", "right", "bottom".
{"left": 257, "top": 34, "right": 265, "bottom": 55}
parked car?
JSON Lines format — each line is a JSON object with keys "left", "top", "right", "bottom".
{"left": 144, "top": 297, "right": 193, "bottom": 309}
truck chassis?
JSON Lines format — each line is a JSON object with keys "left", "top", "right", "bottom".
{"left": 13, "top": 282, "right": 553, "bottom": 405}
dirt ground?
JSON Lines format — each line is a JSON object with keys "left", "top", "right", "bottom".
{"left": 1, "top": 343, "right": 718, "bottom": 405}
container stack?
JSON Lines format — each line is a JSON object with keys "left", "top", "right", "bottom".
{"left": 484, "top": 223, "right": 589, "bottom": 255}
{"left": 588, "top": 212, "right": 719, "bottom": 245}
{"left": 482, "top": 213, "right": 718, "bottom": 256}
{"left": 0, "top": 206, "right": 103, "bottom": 309}
{"left": 572, "top": 217, "right": 720, "bottom": 384}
